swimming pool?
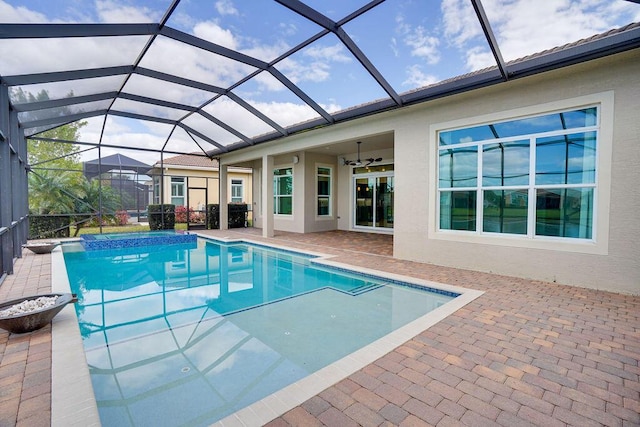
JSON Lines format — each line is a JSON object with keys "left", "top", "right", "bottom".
{"left": 54, "top": 236, "right": 481, "bottom": 426}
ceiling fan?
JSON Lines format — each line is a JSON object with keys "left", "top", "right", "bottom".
{"left": 343, "top": 141, "right": 382, "bottom": 167}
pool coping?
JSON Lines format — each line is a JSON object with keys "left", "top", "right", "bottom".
{"left": 50, "top": 235, "right": 483, "bottom": 427}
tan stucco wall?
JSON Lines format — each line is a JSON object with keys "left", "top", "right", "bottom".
{"left": 221, "top": 50, "right": 639, "bottom": 294}
{"left": 158, "top": 167, "right": 252, "bottom": 208}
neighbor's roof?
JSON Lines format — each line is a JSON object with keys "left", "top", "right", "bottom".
{"left": 153, "top": 153, "right": 218, "bottom": 168}
{"left": 2, "top": 0, "right": 639, "bottom": 160}
{"left": 83, "top": 153, "right": 152, "bottom": 178}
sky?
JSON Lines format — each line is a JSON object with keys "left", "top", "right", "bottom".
{"left": 1, "top": 0, "right": 638, "bottom": 165}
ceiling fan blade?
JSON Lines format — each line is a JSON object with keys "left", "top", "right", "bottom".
{"left": 364, "top": 157, "right": 383, "bottom": 166}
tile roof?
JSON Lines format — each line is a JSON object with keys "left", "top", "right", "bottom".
{"left": 154, "top": 153, "right": 219, "bottom": 168}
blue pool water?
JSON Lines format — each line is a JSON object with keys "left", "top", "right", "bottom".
{"left": 62, "top": 238, "right": 457, "bottom": 426}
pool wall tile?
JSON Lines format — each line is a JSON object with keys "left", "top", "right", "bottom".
{"left": 81, "top": 231, "right": 196, "bottom": 250}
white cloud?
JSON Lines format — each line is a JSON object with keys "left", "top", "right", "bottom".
{"left": 405, "top": 27, "right": 440, "bottom": 64}
{"left": 464, "top": 46, "right": 496, "bottom": 71}
{"left": 0, "top": 36, "right": 149, "bottom": 75}
{"left": 269, "top": 44, "right": 352, "bottom": 86}
{"left": 390, "top": 37, "right": 399, "bottom": 57}
{"left": 240, "top": 40, "right": 290, "bottom": 63}
{"left": 215, "top": 0, "right": 239, "bottom": 17}
{"left": 95, "top": 0, "right": 159, "bottom": 23}
{"left": 402, "top": 65, "right": 439, "bottom": 88}
{"left": 138, "top": 36, "right": 253, "bottom": 89}
{"left": 395, "top": 14, "right": 441, "bottom": 65}
{"left": 442, "top": 0, "right": 640, "bottom": 68}
{"left": 0, "top": 0, "right": 49, "bottom": 22}
{"left": 304, "top": 44, "right": 351, "bottom": 63}
{"left": 79, "top": 116, "right": 197, "bottom": 164}
{"left": 441, "top": 0, "right": 482, "bottom": 48}
{"left": 193, "top": 20, "right": 239, "bottom": 50}
{"left": 278, "top": 22, "right": 298, "bottom": 37}
{"left": 248, "top": 100, "right": 318, "bottom": 128}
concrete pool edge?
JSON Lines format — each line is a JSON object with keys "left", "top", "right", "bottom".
{"left": 50, "top": 236, "right": 483, "bottom": 427}
{"left": 50, "top": 246, "right": 102, "bottom": 427}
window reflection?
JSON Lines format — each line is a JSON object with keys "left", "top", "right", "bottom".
{"left": 483, "top": 190, "right": 528, "bottom": 235}
{"left": 536, "top": 188, "right": 593, "bottom": 239}
{"left": 439, "top": 107, "right": 597, "bottom": 145}
{"left": 439, "top": 147, "right": 478, "bottom": 188}
{"left": 274, "top": 168, "right": 293, "bottom": 215}
{"left": 440, "top": 191, "right": 476, "bottom": 231}
{"left": 536, "top": 132, "right": 596, "bottom": 185}
{"left": 482, "top": 140, "right": 529, "bottom": 186}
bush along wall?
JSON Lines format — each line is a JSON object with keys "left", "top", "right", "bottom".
{"left": 148, "top": 204, "right": 175, "bottom": 230}
{"left": 207, "top": 204, "right": 220, "bottom": 229}
{"left": 28, "top": 215, "right": 70, "bottom": 239}
{"left": 206, "top": 204, "right": 247, "bottom": 229}
{"left": 228, "top": 204, "right": 248, "bottom": 228}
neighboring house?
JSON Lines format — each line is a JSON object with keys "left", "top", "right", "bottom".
{"left": 218, "top": 47, "right": 639, "bottom": 294}
{"left": 148, "top": 153, "right": 252, "bottom": 211}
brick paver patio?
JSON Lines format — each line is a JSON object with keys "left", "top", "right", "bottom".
{"left": 0, "top": 230, "right": 638, "bottom": 426}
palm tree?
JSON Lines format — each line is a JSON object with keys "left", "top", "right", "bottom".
{"left": 28, "top": 169, "right": 76, "bottom": 214}
{"left": 29, "top": 169, "right": 124, "bottom": 236}
{"left": 72, "top": 178, "right": 121, "bottom": 236}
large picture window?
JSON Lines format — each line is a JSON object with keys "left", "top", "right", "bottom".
{"left": 317, "top": 166, "right": 332, "bottom": 216}
{"left": 273, "top": 168, "right": 293, "bottom": 215}
{"left": 438, "top": 107, "right": 597, "bottom": 240}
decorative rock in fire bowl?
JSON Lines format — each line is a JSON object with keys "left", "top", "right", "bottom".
{"left": 22, "top": 241, "right": 60, "bottom": 254}
{"left": 0, "top": 293, "right": 77, "bottom": 334}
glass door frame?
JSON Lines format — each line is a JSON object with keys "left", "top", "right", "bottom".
{"left": 352, "top": 166, "right": 394, "bottom": 232}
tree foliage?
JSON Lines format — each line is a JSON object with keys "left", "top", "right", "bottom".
{"left": 11, "top": 87, "right": 86, "bottom": 170}
{"left": 28, "top": 169, "right": 77, "bottom": 214}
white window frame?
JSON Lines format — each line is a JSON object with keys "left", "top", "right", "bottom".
{"left": 152, "top": 176, "right": 160, "bottom": 204}
{"left": 231, "top": 179, "right": 244, "bottom": 203}
{"left": 171, "top": 176, "right": 186, "bottom": 207}
{"left": 428, "top": 92, "right": 614, "bottom": 255}
{"left": 316, "top": 164, "right": 332, "bottom": 218}
{"left": 273, "top": 167, "right": 293, "bottom": 216}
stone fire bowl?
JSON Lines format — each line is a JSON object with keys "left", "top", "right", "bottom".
{"left": 0, "top": 293, "right": 76, "bottom": 334}
{"left": 22, "top": 241, "right": 60, "bottom": 254}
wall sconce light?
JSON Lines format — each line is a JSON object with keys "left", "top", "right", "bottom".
{"left": 292, "top": 155, "right": 299, "bottom": 164}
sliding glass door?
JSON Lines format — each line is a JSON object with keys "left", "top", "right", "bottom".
{"left": 353, "top": 166, "right": 394, "bottom": 230}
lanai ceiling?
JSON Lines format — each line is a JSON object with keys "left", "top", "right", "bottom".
{"left": 1, "top": 0, "right": 639, "bottom": 161}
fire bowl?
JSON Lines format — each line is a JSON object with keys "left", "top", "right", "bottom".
{"left": 22, "top": 242, "right": 60, "bottom": 254}
{"left": 0, "top": 293, "right": 76, "bottom": 334}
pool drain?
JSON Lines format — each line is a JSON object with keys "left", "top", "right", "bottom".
{"left": 181, "top": 367, "right": 191, "bottom": 373}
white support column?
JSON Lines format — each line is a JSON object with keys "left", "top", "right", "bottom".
{"left": 219, "top": 163, "right": 228, "bottom": 230}
{"left": 262, "top": 155, "right": 274, "bottom": 238}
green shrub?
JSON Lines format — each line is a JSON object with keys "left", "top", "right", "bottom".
{"left": 207, "top": 204, "right": 219, "bottom": 229}
{"left": 148, "top": 204, "right": 175, "bottom": 230}
{"left": 205, "top": 204, "right": 247, "bottom": 229}
{"left": 29, "top": 215, "right": 70, "bottom": 239}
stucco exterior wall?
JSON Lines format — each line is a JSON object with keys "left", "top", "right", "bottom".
{"left": 158, "top": 168, "right": 252, "bottom": 209}
{"left": 392, "top": 50, "right": 639, "bottom": 294}
{"left": 221, "top": 50, "right": 639, "bottom": 294}
{"left": 304, "top": 152, "right": 338, "bottom": 233}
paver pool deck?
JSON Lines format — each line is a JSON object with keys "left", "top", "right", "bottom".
{"left": 0, "top": 229, "right": 638, "bottom": 426}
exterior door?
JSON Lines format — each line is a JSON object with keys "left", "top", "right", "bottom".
{"left": 186, "top": 186, "right": 207, "bottom": 230}
{"left": 353, "top": 168, "right": 394, "bottom": 230}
